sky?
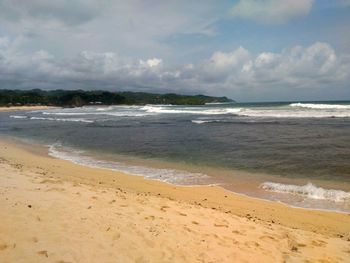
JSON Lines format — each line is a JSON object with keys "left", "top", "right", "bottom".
{"left": 0, "top": 0, "right": 349, "bottom": 102}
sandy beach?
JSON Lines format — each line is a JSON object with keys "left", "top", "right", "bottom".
{"left": 0, "top": 138, "right": 349, "bottom": 263}
{"left": 0, "top": 106, "right": 58, "bottom": 112}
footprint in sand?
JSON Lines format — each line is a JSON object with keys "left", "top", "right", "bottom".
{"left": 214, "top": 223, "right": 229, "bottom": 228}
{"left": 112, "top": 233, "right": 121, "bottom": 240}
{"left": 46, "top": 187, "right": 65, "bottom": 192}
{"left": 311, "top": 240, "right": 327, "bottom": 247}
{"left": 232, "top": 230, "right": 245, "bottom": 235}
{"left": 244, "top": 241, "right": 260, "bottom": 248}
{"left": 37, "top": 250, "right": 49, "bottom": 257}
{"left": 39, "top": 179, "right": 62, "bottom": 184}
{"left": 145, "top": 215, "right": 155, "bottom": 220}
{"left": 160, "top": 205, "right": 170, "bottom": 212}
{"left": 0, "top": 243, "right": 8, "bottom": 251}
{"left": 259, "top": 235, "right": 276, "bottom": 241}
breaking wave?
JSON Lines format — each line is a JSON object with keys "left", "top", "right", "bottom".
{"left": 191, "top": 120, "right": 212, "bottom": 124}
{"left": 142, "top": 105, "right": 242, "bottom": 115}
{"left": 30, "top": 117, "right": 93, "bottom": 123}
{"left": 290, "top": 103, "right": 350, "bottom": 109}
{"left": 41, "top": 111, "right": 152, "bottom": 117}
{"left": 10, "top": 115, "right": 27, "bottom": 119}
{"left": 10, "top": 114, "right": 94, "bottom": 123}
{"left": 260, "top": 182, "right": 350, "bottom": 202}
{"left": 237, "top": 109, "right": 350, "bottom": 118}
{"left": 11, "top": 102, "right": 350, "bottom": 122}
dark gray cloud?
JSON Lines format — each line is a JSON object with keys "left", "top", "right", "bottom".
{"left": 0, "top": 0, "right": 106, "bottom": 25}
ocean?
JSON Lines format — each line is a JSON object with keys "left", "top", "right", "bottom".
{"left": 1, "top": 101, "right": 350, "bottom": 212}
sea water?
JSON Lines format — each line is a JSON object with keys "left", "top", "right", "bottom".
{"left": 1, "top": 101, "right": 350, "bottom": 212}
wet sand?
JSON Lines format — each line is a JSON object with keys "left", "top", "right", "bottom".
{"left": 0, "top": 138, "right": 349, "bottom": 262}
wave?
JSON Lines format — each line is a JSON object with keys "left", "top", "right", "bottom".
{"left": 10, "top": 115, "right": 28, "bottom": 119}
{"left": 42, "top": 112, "right": 88, "bottom": 116}
{"left": 35, "top": 103, "right": 350, "bottom": 120}
{"left": 41, "top": 111, "right": 153, "bottom": 117}
{"left": 191, "top": 120, "right": 211, "bottom": 124}
{"left": 143, "top": 105, "right": 350, "bottom": 118}
{"left": 236, "top": 109, "right": 350, "bottom": 118}
{"left": 48, "top": 144, "right": 209, "bottom": 185}
{"left": 205, "top": 102, "right": 233, "bottom": 105}
{"left": 260, "top": 182, "right": 350, "bottom": 202}
{"left": 30, "top": 117, "right": 93, "bottom": 123}
{"left": 191, "top": 118, "right": 279, "bottom": 124}
{"left": 142, "top": 105, "right": 242, "bottom": 115}
{"left": 290, "top": 103, "right": 350, "bottom": 110}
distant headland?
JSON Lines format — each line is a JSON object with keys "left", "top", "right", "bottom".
{"left": 0, "top": 89, "right": 234, "bottom": 107}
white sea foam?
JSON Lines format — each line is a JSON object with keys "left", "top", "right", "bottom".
{"left": 191, "top": 120, "right": 211, "bottom": 124}
{"left": 141, "top": 105, "right": 350, "bottom": 118}
{"left": 290, "top": 103, "right": 350, "bottom": 109}
{"left": 41, "top": 110, "right": 153, "bottom": 117}
{"left": 102, "top": 112, "right": 153, "bottom": 117}
{"left": 42, "top": 112, "right": 88, "bottom": 116}
{"left": 35, "top": 103, "right": 350, "bottom": 120}
{"left": 10, "top": 115, "right": 28, "bottom": 119}
{"left": 260, "top": 182, "right": 350, "bottom": 202}
{"left": 191, "top": 118, "right": 278, "bottom": 124}
{"left": 30, "top": 117, "right": 93, "bottom": 123}
{"left": 236, "top": 109, "right": 350, "bottom": 118}
{"left": 142, "top": 105, "right": 242, "bottom": 115}
{"left": 205, "top": 102, "right": 233, "bottom": 105}
{"left": 48, "top": 144, "right": 209, "bottom": 185}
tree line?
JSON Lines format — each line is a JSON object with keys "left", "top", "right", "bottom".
{"left": 0, "top": 89, "right": 233, "bottom": 107}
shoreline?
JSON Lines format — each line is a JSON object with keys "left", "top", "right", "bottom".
{"left": 1, "top": 137, "right": 350, "bottom": 261}
{"left": 1, "top": 137, "right": 350, "bottom": 235}
{"left": 46, "top": 139, "right": 350, "bottom": 214}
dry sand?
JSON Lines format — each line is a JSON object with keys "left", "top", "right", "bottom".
{"left": 0, "top": 138, "right": 349, "bottom": 262}
{"left": 0, "top": 106, "right": 58, "bottom": 112}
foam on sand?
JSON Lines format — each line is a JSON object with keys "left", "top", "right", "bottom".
{"left": 260, "top": 182, "right": 350, "bottom": 202}
{"left": 48, "top": 143, "right": 209, "bottom": 185}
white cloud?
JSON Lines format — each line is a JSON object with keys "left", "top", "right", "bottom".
{"left": 140, "top": 58, "right": 163, "bottom": 68}
{"left": 205, "top": 42, "right": 344, "bottom": 87}
{"left": 230, "top": 0, "right": 314, "bottom": 24}
{"left": 0, "top": 38, "right": 348, "bottom": 100}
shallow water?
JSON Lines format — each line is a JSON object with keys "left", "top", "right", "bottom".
{"left": 1, "top": 101, "right": 350, "bottom": 212}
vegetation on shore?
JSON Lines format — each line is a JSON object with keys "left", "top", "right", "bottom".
{"left": 0, "top": 89, "right": 233, "bottom": 107}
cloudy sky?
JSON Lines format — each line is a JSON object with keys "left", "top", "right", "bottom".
{"left": 0, "top": 0, "right": 349, "bottom": 101}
